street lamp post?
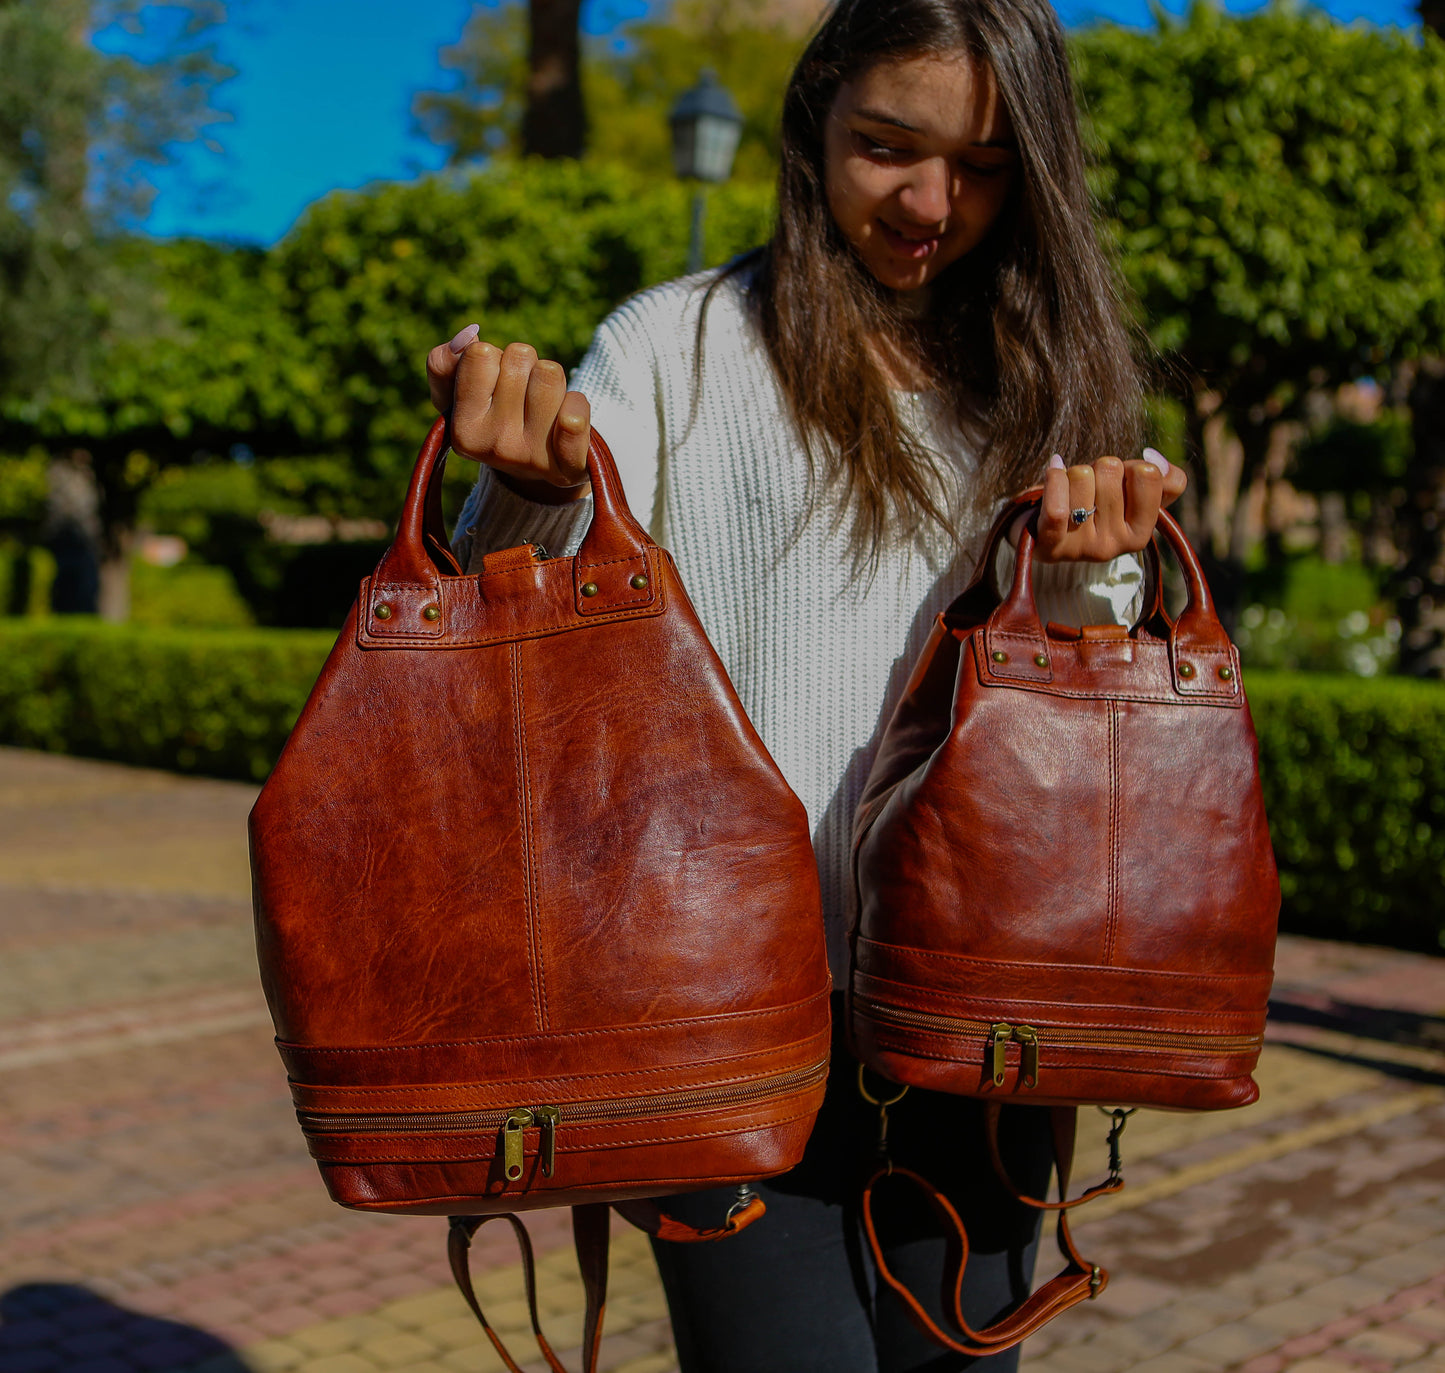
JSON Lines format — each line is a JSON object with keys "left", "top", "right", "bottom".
{"left": 669, "top": 71, "right": 744, "bottom": 275}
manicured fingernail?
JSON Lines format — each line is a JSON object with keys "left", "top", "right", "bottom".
{"left": 1048, "top": 454, "right": 1065, "bottom": 470}
{"left": 1143, "top": 446, "right": 1170, "bottom": 475}
{"left": 448, "top": 323, "right": 480, "bottom": 354}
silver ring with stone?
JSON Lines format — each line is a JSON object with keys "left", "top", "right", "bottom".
{"left": 1070, "top": 506, "right": 1095, "bottom": 526}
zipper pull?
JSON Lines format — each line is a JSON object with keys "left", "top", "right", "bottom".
{"left": 1013, "top": 1025, "right": 1039, "bottom": 1089}
{"left": 533, "top": 1105, "right": 560, "bottom": 1177}
{"left": 530, "top": 542, "right": 549, "bottom": 560}
{"left": 990, "top": 1023, "right": 1013, "bottom": 1086}
{"left": 502, "top": 1108, "right": 534, "bottom": 1181}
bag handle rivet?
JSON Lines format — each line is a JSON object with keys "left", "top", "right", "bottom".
{"left": 1177, "top": 661, "right": 1196, "bottom": 679}
{"left": 991, "top": 650, "right": 1009, "bottom": 665}
{"left": 1218, "top": 665, "right": 1234, "bottom": 681}
{"left": 581, "top": 582, "right": 599, "bottom": 598}
{"left": 1033, "top": 654, "right": 1048, "bottom": 669}
{"left": 630, "top": 574, "right": 649, "bottom": 590}
{"left": 422, "top": 605, "right": 441, "bottom": 622}
{"left": 373, "top": 604, "right": 393, "bottom": 621}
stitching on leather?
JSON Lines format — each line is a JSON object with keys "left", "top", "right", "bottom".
{"left": 856, "top": 999, "right": 1259, "bottom": 1033}
{"left": 288, "top": 1034, "right": 832, "bottom": 1097}
{"left": 276, "top": 990, "right": 831, "bottom": 1054}
{"left": 295, "top": 1061, "right": 825, "bottom": 1111}
{"left": 512, "top": 641, "right": 547, "bottom": 1034}
{"left": 864, "top": 1034, "right": 1257, "bottom": 1080}
{"left": 309, "top": 1102, "right": 820, "bottom": 1163}
{"left": 854, "top": 939, "right": 1271, "bottom": 983}
{"left": 1106, "top": 700, "right": 1120, "bottom": 966}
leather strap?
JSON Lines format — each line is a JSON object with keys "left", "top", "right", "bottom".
{"left": 373, "top": 416, "right": 648, "bottom": 596}
{"left": 860, "top": 1107, "right": 1109, "bottom": 1357}
{"left": 447, "top": 1193, "right": 767, "bottom": 1372}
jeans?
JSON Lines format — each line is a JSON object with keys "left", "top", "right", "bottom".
{"left": 650, "top": 1029, "right": 1056, "bottom": 1373}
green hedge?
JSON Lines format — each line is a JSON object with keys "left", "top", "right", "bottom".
{"left": 1247, "top": 672, "right": 1445, "bottom": 953}
{"left": 0, "top": 625, "right": 1440, "bottom": 951}
{"left": 0, "top": 620, "right": 332, "bottom": 782}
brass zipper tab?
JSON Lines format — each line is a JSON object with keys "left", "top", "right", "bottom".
{"left": 990, "top": 1023, "right": 1013, "bottom": 1086}
{"left": 502, "top": 1108, "right": 533, "bottom": 1181}
{"left": 533, "top": 1105, "right": 560, "bottom": 1177}
{"left": 1013, "top": 1025, "right": 1040, "bottom": 1089}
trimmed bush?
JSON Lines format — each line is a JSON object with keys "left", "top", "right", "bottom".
{"left": 0, "top": 620, "right": 332, "bottom": 782}
{"left": 1248, "top": 672, "right": 1445, "bottom": 953}
{"left": 0, "top": 625, "right": 1440, "bottom": 951}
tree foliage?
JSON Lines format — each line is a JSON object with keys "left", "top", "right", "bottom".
{"left": 1076, "top": 6, "right": 1445, "bottom": 454}
{"left": 413, "top": 0, "right": 808, "bottom": 182}
{"left": 0, "top": 0, "right": 232, "bottom": 405}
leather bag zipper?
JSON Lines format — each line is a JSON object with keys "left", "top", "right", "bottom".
{"left": 854, "top": 995, "right": 1262, "bottom": 1090}
{"left": 296, "top": 1056, "right": 829, "bottom": 1180}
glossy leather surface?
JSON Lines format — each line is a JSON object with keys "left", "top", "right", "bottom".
{"left": 852, "top": 497, "right": 1280, "bottom": 1112}
{"left": 251, "top": 418, "right": 832, "bottom": 1215}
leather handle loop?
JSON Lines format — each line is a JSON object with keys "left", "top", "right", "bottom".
{"left": 373, "top": 418, "right": 652, "bottom": 595}
{"left": 447, "top": 1213, "right": 577, "bottom": 1373}
{"left": 945, "top": 488, "right": 1232, "bottom": 667}
{"left": 860, "top": 1107, "right": 1110, "bottom": 1357}
{"left": 611, "top": 1192, "right": 767, "bottom": 1242}
{"left": 982, "top": 1103, "right": 1123, "bottom": 1212}
{"left": 446, "top": 1194, "right": 762, "bottom": 1373}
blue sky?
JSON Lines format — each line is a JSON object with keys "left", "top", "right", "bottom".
{"left": 129, "top": 0, "right": 1421, "bottom": 246}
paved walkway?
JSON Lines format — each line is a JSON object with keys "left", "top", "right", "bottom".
{"left": 0, "top": 746, "right": 1441, "bottom": 1373}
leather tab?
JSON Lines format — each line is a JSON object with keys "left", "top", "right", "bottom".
{"left": 358, "top": 578, "right": 446, "bottom": 642}
{"left": 612, "top": 1193, "right": 767, "bottom": 1242}
{"left": 482, "top": 544, "right": 545, "bottom": 574}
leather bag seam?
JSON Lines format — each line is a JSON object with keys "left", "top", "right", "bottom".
{"left": 275, "top": 991, "right": 831, "bottom": 1055}
{"left": 853, "top": 941, "right": 1272, "bottom": 983}
{"left": 287, "top": 1035, "right": 832, "bottom": 1097}
{"left": 512, "top": 641, "right": 547, "bottom": 1033}
{"left": 308, "top": 1101, "right": 821, "bottom": 1163}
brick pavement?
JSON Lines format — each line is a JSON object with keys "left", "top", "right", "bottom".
{"left": 0, "top": 745, "right": 1442, "bottom": 1373}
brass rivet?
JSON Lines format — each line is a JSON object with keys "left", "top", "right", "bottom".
{"left": 1178, "top": 661, "right": 1196, "bottom": 679}
{"left": 1034, "top": 654, "right": 1048, "bottom": 668}
{"left": 1218, "top": 665, "right": 1234, "bottom": 681}
{"left": 373, "top": 604, "right": 392, "bottom": 621}
{"left": 630, "top": 574, "right": 649, "bottom": 590}
{"left": 422, "top": 604, "right": 440, "bottom": 622}
{"left": 991, "top": 650, "right": 1009, "bottom": 664}
{"left": 581, "top": 582, "right": 599, "bottom": 598}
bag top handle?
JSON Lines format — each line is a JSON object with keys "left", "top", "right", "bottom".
{"left": 373, "top": 416, "right": 653, "bottom": 615}
{"left": 948, "top": 489, "right": 1236, "bottom": 695}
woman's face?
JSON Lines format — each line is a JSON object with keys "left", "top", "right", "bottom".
{"left": 823, "top": 52, "right": 1018, "bottom": 294}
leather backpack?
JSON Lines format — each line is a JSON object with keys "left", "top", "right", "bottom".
{"left": 850, "top": 494, "right": 1280, "bottom": 1355}
{"left": 250, "top": 418, "right": 832, "bottom": 1372}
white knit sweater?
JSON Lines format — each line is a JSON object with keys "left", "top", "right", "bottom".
{"left": 453, "top": 271, "right": 1142, "bottom": 976}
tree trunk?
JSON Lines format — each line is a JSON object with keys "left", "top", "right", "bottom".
{"left": 1422, "top": 0, "right": 1445, "bottom": 36}
{"left": 97, "top": 522, "right": 131, "bottom": 623}
{"left": 521, "top": 0, "right": 584, "bottom": 158}
{"left": 1396, "top": 360, "right": 1445, "bottom": 677}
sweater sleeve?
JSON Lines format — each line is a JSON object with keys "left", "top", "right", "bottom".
{"left": 450, "top": 306, "right": 666, "bottom": 571}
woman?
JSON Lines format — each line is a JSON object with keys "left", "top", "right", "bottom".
{"left": 427, "top": 0, "right": 1184, "bottom": 1367}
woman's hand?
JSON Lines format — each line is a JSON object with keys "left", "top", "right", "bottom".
{"left": 1033, "top": 449, "right": 1188, "bottom": 562}
{"left": 425, "top": 323, "right": 592, "bottom": 505}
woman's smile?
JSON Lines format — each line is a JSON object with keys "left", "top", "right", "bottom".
{"left": 876, "top": 220, "right": 943, "bottom": 259}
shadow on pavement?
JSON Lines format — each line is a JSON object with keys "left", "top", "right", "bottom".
{"left": 0, "top": 1283, "right": 248, "bottom": 1373}
{"left": 1269, "top": 993, "right": 1445, "bottom": 1086}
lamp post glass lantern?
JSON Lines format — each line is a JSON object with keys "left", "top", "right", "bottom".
{"left": 670, "top": 71, "right": 743, "bottom": 273}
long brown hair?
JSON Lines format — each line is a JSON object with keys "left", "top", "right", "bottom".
{"left": 740, "top": 0, "right": 1144, "bottom": 571}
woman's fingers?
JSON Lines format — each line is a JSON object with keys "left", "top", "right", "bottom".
{"left": 450, "top": 341, "right": 504, "bottom": 461}
{"left": 1121, "top": 458, "right": 1165, "bottom": 544}
{"left": 425, "top": 323, "right": 481, "bottom": 414}
{"left": 1034, "top": 451, "right": 1188, "bottom": 561}
{"left": 552, "top": 391, "right": 592, "bottom": 484}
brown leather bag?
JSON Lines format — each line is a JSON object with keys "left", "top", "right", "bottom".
{"left": 251, "top": 418, "right": 832, "bottom": 1372}
{"left": 849, "top": 493, "right": 1280, "bottom": 1355}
